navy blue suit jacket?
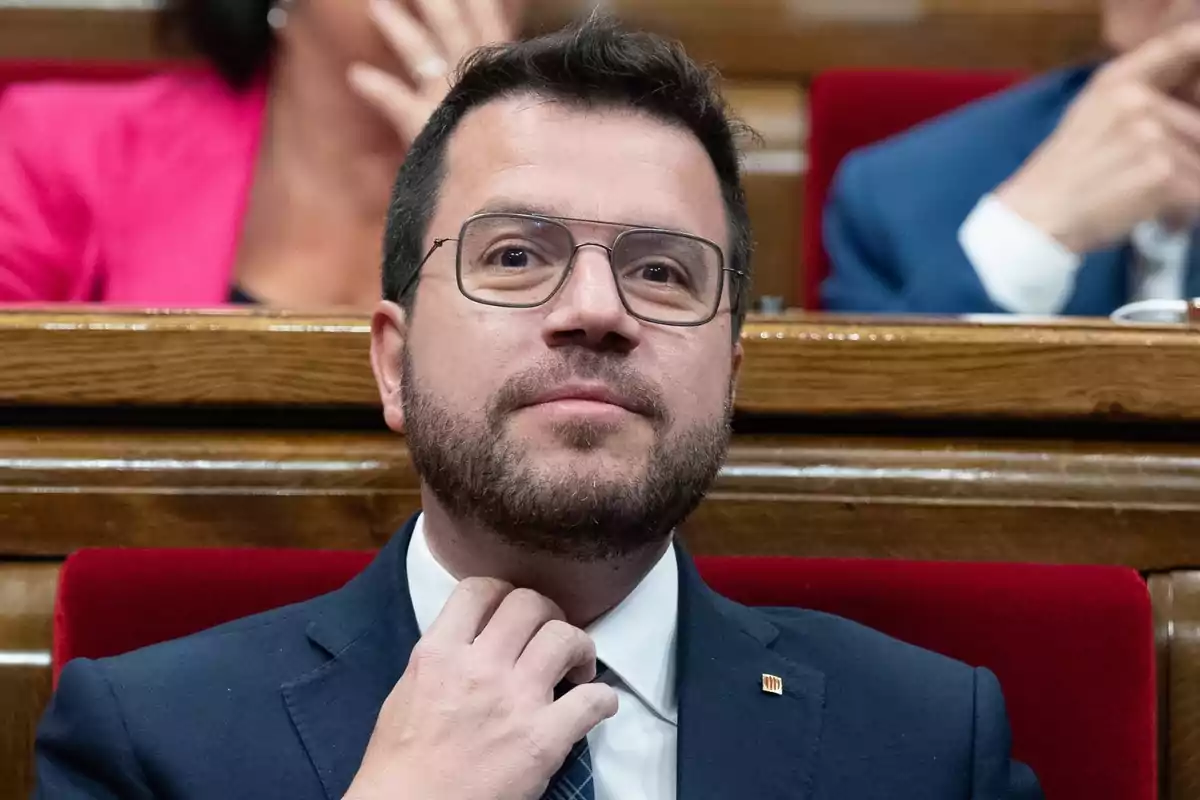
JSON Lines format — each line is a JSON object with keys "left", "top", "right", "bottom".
{"left": 821, "top": 65, "right": 1135, "bottom": 316}
{"left": 35, "top": 519, "right": 1041, "bottom": 799}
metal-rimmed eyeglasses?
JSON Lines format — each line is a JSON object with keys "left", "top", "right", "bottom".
{"left": 401, "top": 212, "right": 745, "bottom": 327}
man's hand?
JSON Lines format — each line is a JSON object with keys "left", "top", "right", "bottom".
{"left": 348, "top": 0, "right": 520, "bottom": 145}
{"left": 996, "top": 20, "right": 1200, "bottom": 253}
{"left": 343, "top": 578, "right": 618, "bottom": 800}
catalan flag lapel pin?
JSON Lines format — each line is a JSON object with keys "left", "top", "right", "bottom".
{"left": 761, "top": 673, "right": 783, "bottom": 695}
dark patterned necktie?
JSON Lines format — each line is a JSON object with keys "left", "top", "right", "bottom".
{"left": 540, "top": 673, "right": 604, "bottom": 800}
{"left": 540, "top": 735, "right": 595, "bottom": 800}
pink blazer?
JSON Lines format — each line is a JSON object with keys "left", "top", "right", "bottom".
{"left": 0, "top": 70, "right": 267, "bottom": 304}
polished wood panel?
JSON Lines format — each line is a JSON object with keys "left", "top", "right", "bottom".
{"left": 685, "top": 437, "right": 1200, "bottom": 569}
{"left": 0, "top": 563, "right": 56, "bottom": 649}
{"left": 2, "top": 663, "right": 51, "bottom": 800}
{"left": 1151, "top": 574, "right": 1174, "bottom": 800}
{"left": 6, "top": 429, "right": 1200, "bottom": 571}
{"left": 725, "top": 82, "right": 806, "bottom": 151}
{"left": 0, "top": 563, "right": 56, "bottom": 800}
{"left": 8, "top": 311, "right": 1200, "bottom": 422}
{"left": 1149, "top": 571, "right": 1200, "bottom": 800}
{"left": 0, "top": 309, "right": 376, "bottom": 408}
{"left": 743, "top": 169, "right": 803, "bottom": 307}
{"left": 725, "top": 82, "right": 805, "bottom": 307}
{"left": 0, "top": 430, "right": 414, "bottom": 554}
{"left": 737, "top": 315, "right": 1200, "bottom": 420}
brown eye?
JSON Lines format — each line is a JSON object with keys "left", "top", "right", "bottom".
{"left": 638, "top": 263, "right": 673, "bottom": 284}
{"left": 480, "top": 241, "right": 548, "bottom": 269}
{"left": 499, "top": 248, "right": 530, "bottom": 268}
{"left": 627, "top": 259, "right": 691, "bottom": 288}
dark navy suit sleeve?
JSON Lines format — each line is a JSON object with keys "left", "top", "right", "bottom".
{"left": 821, "top": 153, "right": 1009, "bottom": 315}
{"left": 971, "top": 667, "right": 1042, "bottom": 800}
{"left": 33, "top": 659, "right": 154, "bottom": 800}
{"left": 821, "top": 154, "right": 912, "bottom": 313}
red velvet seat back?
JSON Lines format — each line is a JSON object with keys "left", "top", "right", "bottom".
{"left": 54, "top": 549, "right": 1155, "bottom": 800}
{"left": 802, "top": 69, "right": 1026, "bottom": 308}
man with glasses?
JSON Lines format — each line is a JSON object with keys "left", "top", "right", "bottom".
{"left": 35, "top": 17, "right": 1039, "bottom": 800}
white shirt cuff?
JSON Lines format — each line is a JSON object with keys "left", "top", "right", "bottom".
{"left": 958, "top": 193, "right": 1082, "bottom": 315}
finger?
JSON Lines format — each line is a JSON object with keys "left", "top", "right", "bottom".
{"left": 1097, "top": 130, "right": 1200, "bottom": 229}
{"left": 536, "top": 683, "right": 619, "bottom": 751}
{"left": 1159, "top": 135, "right": 1200, "bottom": 220}
{"left": 514, "top": 619, "right": 597, "bottom": 690}
{"left": 348, "top": 63, "right": 434, "bottom": 142}
{"left": 1155, "top": 92, "right": 1200, "bottom": 147}
{"left": 369, "top": 0, "right": 449, "bottom": 86}
{"left": 1180, "top": 74, "right": 1200, "bottom": 107}
{"left": 419, "top": 576, "right": 513, "bottom": 645}
{"left": 465, "top": 0, "right": 514, "bottom": 44}
{"left": 1102, "top": 20, "right": 1200, "bottom": 90}
{"left": 471, "top": 588, "right": 565, "bottom": 665}
{"left": 412, "top": 0, "right": 472, "bottom": 60}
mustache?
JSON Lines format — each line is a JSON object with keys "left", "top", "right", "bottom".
{"left": 490, "top": 350, "right": 670, "bottom": 424}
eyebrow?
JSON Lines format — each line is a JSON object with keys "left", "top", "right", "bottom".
{"left": 474, "top": 200, "right": 562, "bottom": 218}
{"left": 470, "top": 199, "right": 694, "bottom": 235}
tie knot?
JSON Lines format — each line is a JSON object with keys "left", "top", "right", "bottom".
{"left": 553, "top": 662, "right": 611, "bottom": 700}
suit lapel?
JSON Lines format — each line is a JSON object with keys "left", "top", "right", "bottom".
{"left": 675, "top": 551, "right": 826, "bottom": 800}
{"left": 282, "top": 519, "right": 421, "bottom": 800}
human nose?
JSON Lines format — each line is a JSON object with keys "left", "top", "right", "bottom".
{"left": 540, "top": 244, "right": 643, "bottom": 353}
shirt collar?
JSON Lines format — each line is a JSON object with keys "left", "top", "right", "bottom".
{"left": 406, "top": 513, "right": 679, "bottom": 724}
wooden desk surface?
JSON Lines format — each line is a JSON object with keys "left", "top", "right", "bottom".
{"left": 3, "top": 308, "right": 1199, "bottom": 422}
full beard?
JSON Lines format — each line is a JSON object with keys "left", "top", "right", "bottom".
{"left": 400, "top": 347, "right": 732, "bottom": 562}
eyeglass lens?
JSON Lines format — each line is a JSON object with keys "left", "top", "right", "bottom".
{"left": 457, "top": 214, "right": 723, "bottom": 324}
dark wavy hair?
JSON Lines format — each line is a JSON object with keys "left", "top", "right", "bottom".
{"left": 160, "top": 0, "right": 275, "bottom": 89}
{"left": 384, "top": 16, "right": 754, "bottom": 336}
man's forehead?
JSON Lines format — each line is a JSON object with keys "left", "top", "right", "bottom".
{"left": 437, "top": 94, "right": 728, "bottom": 239}
{"left": 444, "top": 95, "right": 710, "bottom": 177}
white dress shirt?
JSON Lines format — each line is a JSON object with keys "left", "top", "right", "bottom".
{"left": 958, "top": 193, "right": 1191, "bottom": 315}
{"left": 406, "top": 514, "right": 679, "bottom": 800}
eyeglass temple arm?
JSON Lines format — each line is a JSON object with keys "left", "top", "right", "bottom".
{"left": 393, "top": 238, "right": 455, "bottom": 302}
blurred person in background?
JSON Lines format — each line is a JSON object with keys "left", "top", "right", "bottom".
{"left": 0, "top": 0, "right": 520, "bottom": 308}
{"left": 821, "top": 2, "right": 1200, "bottom": 318}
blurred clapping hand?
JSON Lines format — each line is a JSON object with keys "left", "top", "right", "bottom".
{"left": 349, "top": 0, "right": 520, "bottom": 145}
